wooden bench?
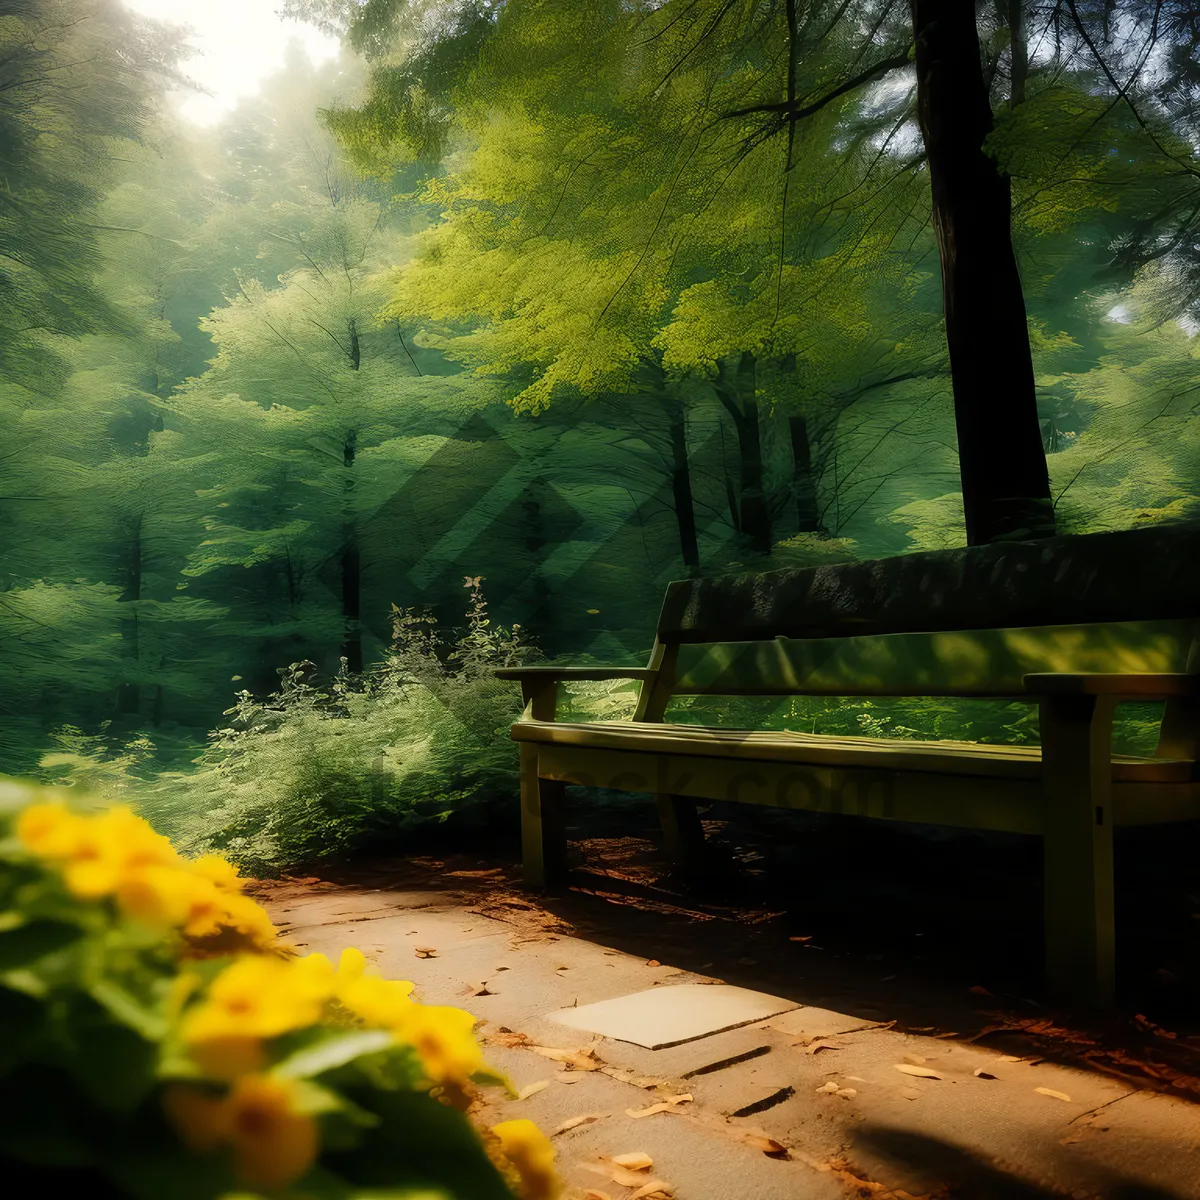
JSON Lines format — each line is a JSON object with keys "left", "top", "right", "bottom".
{"left": 497, "top": 524, "right": 1200, "bottom": 1006}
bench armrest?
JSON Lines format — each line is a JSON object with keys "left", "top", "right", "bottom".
{"left": 1023, "top": 672, "right": 1198, "bottom": 698}
{"left": 494, "top": 667, "right": 657, "bottom": 683}
{"left": 496, "top": 666, "right": 656, "bottom": 721}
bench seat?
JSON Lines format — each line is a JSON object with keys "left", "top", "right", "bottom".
{"left": 511, "top": 720, "right": 1198, "bottom": 783}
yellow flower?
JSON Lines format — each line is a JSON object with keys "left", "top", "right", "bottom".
{"left": 188, "top": 854, "right": 245, "bottom": 894}
{"left": 395, "top": 1003, "right": 482, "bottom": 1085}
{"left": 183, "top": 955, "right": 332, "bottom": 1047}
{"left": 16, "top": 802, "right": 87, "bottom": 858}
{"left": 326, "top": 948, "right": 415, "bottom": 1028}
{"left": 20, "top": 803, "right": 180, "bottom": 899}
{"left": 164, "top": 1075, "right": 319, "bottom": 1190}
{"left": 217, "top": 893, "right": 278, "bottom": 949}
{"left": 492, "top": 1119, "right": 560, "bottom": 1200}
{"left": 115, "top": 865, "right": 197, "bottom": 928}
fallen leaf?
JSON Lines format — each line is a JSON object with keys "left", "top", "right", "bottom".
{"left": 488, "top": 1031, "right": 531, "bottom": 1049}
{"left": 968, "top": 985, "right": 992, "bottom": 996}
{"left": 809, "top": 1040, "right": 842, "bottom": 1055}
{"left": 1035, "top": 1087, "right": 1072, "bottom": 1102}
{"left": 789, "top": 935, "right": 812, "bottom": 942}
{"left": 933, "top": 1031, "right": 960, "bottom": 1040}
{"left": 894, "top": 1064, "right": 941, "bottom": 1079}
{"left": 630, "top": 1181, "right": 674, "bottom": 1200}
{"left": 973, "top": 1068, "right": 998, "bottom": 1079}
{"left": 816, "top": 1081, "right": 840, "bottom": 1093}
{"left": 558, "top": 1074, "right": 583, "bottom": 1084}
{"left": 836, "top": 1088, "right": 857, "bottom": 1099}
{"left": 553, "top": 1114, "right": 601, "bottom": 1134}
{"left": 904, "top": 1053, "right": 927, "bottom": 1065}
{"left": 532, "top": 1045, "right": 604, "bottom": 1071}
{"left": 740, "top": 1133, "right": 789, "bottom": 1158}
{"left": 494, "top": 965, "right": 510, "bottom": 972}
{"left": 584, "top": 1192, "right": 613, "bottom": 1200}
{"left": 646, "top": 959, "right": 661, "bottom": 967}
{"left": 414, "top": 946, "right": 438, "bottom": 958}
{"left": 468, "top": 982, "right": 493, "bottom": 997}
{"left": 998, "top": 1055, "right": 1025, "bottom": 1063}
{"left": 610, "top": 1167, "right": 650, "bottom": 1187}
{"left": 626, "top": 1094, "right": 691, "bottom": 1118}
{"left": 517, "top": 1081, "right": 549, "bottom": 1100}
{"left": 612, "top": 1153, "right": 653, "bottom": 1172}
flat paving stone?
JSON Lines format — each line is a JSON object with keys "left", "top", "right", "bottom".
{"left": 549, "top": 983, "right": 801, "bottom": 1049}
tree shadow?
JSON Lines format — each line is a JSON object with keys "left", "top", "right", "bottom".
{"left": 853, "top": 1124, "right": 1192, "bottom": 1200}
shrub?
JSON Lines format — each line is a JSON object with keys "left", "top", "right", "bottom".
{"left": 137, "top": 580, "right": 532, "bottom": 876}
{"left": 0, "top": 779, "right": 557, "bottom": 1199}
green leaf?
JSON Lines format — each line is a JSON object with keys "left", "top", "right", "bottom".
{"left": 0, "top": 918, "right": 82, "bottom": 971}
{"left": 89, "top": 978, "right": 168, "bottom": 1040}
{"left": 0, "top": 985, "right": 45, "bottom": 1075}
{"left": 274, "top": 1029, "right": 396, "bottom": 1081}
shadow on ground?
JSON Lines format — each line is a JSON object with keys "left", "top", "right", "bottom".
{"left": 853, "top": 1126, "right": 1193, "bottom": 1200}
{"left": 312, "top": 799, "right": 1200, "bottom": 1104}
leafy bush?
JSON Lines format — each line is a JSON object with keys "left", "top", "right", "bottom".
{"left": 0, "top": 780, "right": 557, "bottom": 1200}
{"left": 136, "top": 580, "right": 531, "bottom": 876}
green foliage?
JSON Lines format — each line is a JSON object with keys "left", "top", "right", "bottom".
{"left": 144, "top": 582, "right": 531, "bottom": 876}
{"left": 0, "top": 781, "right": 537, "bottom": 1199}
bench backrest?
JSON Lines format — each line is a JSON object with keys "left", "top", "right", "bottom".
{"left": 644, "top": 526, "right": 1200, "bottom": 747}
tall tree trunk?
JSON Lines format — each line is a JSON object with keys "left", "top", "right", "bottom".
{"left": 341, "top": 429, "right": 362, "bottom": 673}
{"left": 1007, "top": 0, "right": 1028, "bottom": 107}
{"left": 910, "top": 0, "right": 1054, "bottom": 545}
{"left": 788, "top": 415, "right": 823, "bottom": 534}
{"left": 715, "top": 352, "right": 772, "bottom": 554}
{"left": 666, "top": 401, "right": 701, "bottom": 572}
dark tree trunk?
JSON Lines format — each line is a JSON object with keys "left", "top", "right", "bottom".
{"left": 910, "top": 0, "right": 1054, "bottom": 545}
{"left": 341, "top": 429, "right": 362, "bottom": 673}
{"left": 716, "top": 352, "right": 771, "bottom": 554}
{"left": 788, "top": 415, "right": 823, "bottom": 534}
{"left": 666, "top": 398, "right": 700, "bottom": 572}
{"left": 1007, "top": 0, "right": 1028, "bottom": 107}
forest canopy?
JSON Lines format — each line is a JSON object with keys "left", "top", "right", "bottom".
{"left": 3, "top": 0, "right": 1200, "bottom": 827}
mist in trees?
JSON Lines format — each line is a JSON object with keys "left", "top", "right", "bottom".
{"left": 3, "top": 0, "right": 1200, "bottom": 793}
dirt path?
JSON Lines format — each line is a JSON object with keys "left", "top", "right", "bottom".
{"left": 253, "top": 850, "right": 1200, "bottom": 1200}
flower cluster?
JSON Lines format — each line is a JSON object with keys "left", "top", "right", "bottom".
{"left": 17, "top": 798, "right": 275, "bottom": 949}
{"left": 1, "top": 783, "right": 558, "bottom": 1200}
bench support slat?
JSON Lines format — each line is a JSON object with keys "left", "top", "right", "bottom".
{"left": 520, "top": 744, "right": 567, "bottom": 888}
{"left": 655, "top": 793, "right": 707, "bottom": 875}
{"left": 1040, "top": 694, "right": 1117, "bottom": 1007}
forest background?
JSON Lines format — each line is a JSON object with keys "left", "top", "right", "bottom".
{"left": 5, "top": 0, "right": 1200, "bottom": 872}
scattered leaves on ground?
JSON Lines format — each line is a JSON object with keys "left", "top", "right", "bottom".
{"left": 414, "top": 945, "right": 438, "bottom": 958}
{"left": 973, "top": 1068, "right": 998, "bottom": 1079}
{"left": 894, "top": 1063, "right": 941, "bottom": 1079}
{"left": 1035, "top": 1087, "right": 1072, "bottom": 1102}
{"left": 553, "top": 1113, "right": 601, "bottom": 1135}
{"left": 626, "top": 1094, "right": 692, "bottom": 1117}
{"left": 532, "top": 1044, "right": 604, "bottom": 1071}
{"left": 611, "top": 1153, "right": 653, "bottom": 1171}
{"left": 517, "top": 1080, "right": 549, "bottom": 1100}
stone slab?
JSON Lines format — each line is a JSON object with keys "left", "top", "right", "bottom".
{"left": 549, "top": 983, "right": 800, "bottom": 1049}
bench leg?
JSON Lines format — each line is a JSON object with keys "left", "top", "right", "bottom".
{"left": 520, "top": 745, "right": 568, "bottom": 888}
{"left": 655, "top": 793, "right": 706, "bottom": 879}
{"left": 1039, "top": 694, "right": 1117, "bottom": 1007}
